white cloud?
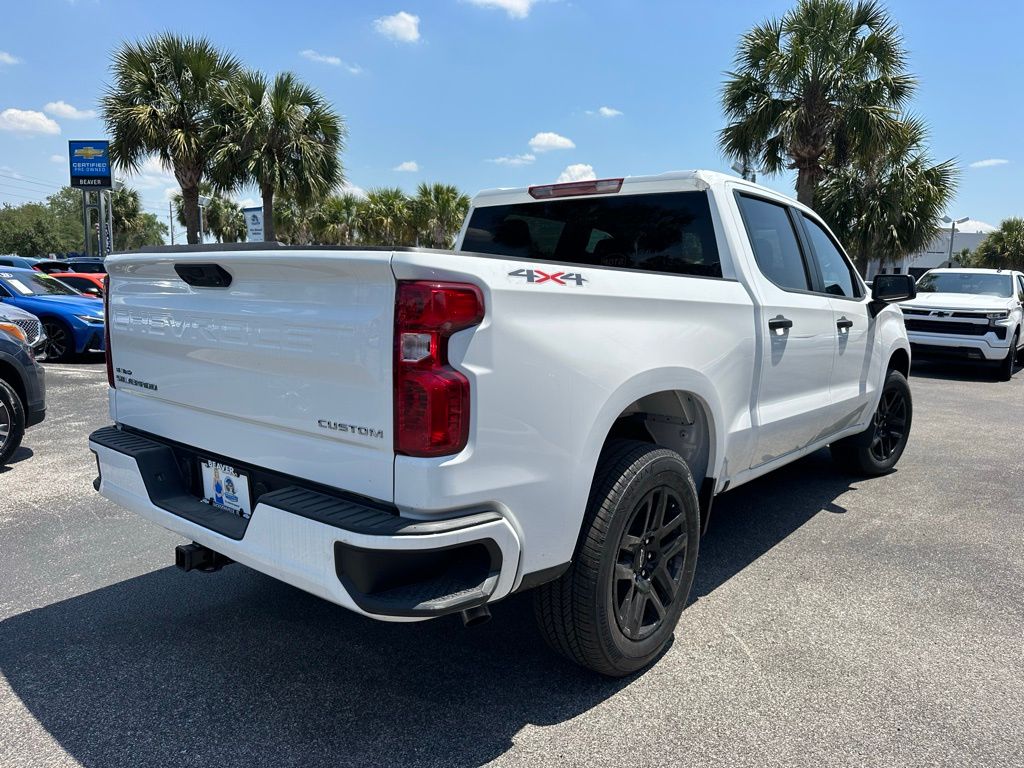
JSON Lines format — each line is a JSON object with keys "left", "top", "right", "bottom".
{"left": 0, "top": 108, "right": 60, "bottom": 135}
{"left": 969, "top": 158, "right": 1009, "bottom": 168}
{"left": 556, "top": 163, "right": 596, "bottom": 183}
{"left": 464, "top": 0, "right": 539, "bottom": 19}
{"left": 587, "top": 106, "right": 622, "bottom": 118}
{"left": 300, "top": 49, "right": 341, "bottom": 66}
{"left": 374, "top": 11, "right": 421, "bottom": 43}
{"left": 341, "top": 181, "right": 367, "bottom": 198}
{"left": 488, "top": 153, "right": 536, "bottom": 166}
{"left": 44, "top": 100, "right": 96, "bottom": 120}
{"left": 124, "top": 156, "right": 179, "bottom": 204}
{"left": 49, "top": 154, "right": 64, "bottom": 163}
{"left": 393, "top": 160, "right": 419, "bottom": 172}
{"left": 0, "top": 51, "right": 18, "bottom": 65}
{"left": 528, "top": 131, "right": 575, "bottom": 152}
{"left": 300, "top": 50, "right": 362, "bottom": 74}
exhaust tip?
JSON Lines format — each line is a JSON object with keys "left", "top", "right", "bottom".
{"left": 460, "top": 604, "right": 491, "bottom": 627}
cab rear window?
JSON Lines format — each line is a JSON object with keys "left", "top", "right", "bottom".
{"left": 462, "top": 191, "right": 722, "bottom": 278}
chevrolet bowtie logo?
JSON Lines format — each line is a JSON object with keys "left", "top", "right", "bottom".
{"left": 73, "top": 146, "right": 105, "bottom": 159}
{"left": 931, "top": 311, "right": 950, "bottom": 317}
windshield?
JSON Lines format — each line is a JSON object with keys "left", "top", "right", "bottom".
{"left": 916, "top": 272, "right": 1013, "bottom": 298}
{"left": 0, "top": 271, "right": 80, "bottom": 297}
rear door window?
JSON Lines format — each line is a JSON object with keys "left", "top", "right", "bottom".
{"left": 461, "top": 191, "right": 722, "bottom": 278}
{"left": 736, "top": 195, "right": 811, "bottom": 291}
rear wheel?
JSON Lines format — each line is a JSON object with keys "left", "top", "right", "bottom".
{"left": 831, "top": 370, "right": 913, "bottom": 476}
{"left": 534, "top": 440, "right": 700, "bottom": 677}
{"left": 41, "top": 319, "right": 73, "bottom": 362}
{"left": 0, "top": 379, "right": 26, "bottom": 466}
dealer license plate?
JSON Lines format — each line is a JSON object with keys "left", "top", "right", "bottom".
{"left": 200, "top": 460, "right": 252, "bottom": 519}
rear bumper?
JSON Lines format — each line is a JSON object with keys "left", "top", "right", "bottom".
{"left": 88, "top": 426, "right": 521, "bottom": 621}
{"left": 907, "top": 332, "right": 1010, "bottom": 361}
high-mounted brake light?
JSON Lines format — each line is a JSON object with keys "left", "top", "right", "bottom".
{"left": 104, "top": 282, "right": 114, "bottom": 388}
{"left": 528, "top": 177, "right": 624, "bottom": 199}
{"left": 394, "top": 281, "right": 484, "bottom": 458}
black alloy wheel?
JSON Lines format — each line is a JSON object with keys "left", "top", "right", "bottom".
{"left": 868, "top": 386, "right": 909, "bottom": 463}
{"left": 614, "top": 486, "right": 689, "bottom": 641}
{"left": 41, "top": 321, "right": 70, "bottom": 362}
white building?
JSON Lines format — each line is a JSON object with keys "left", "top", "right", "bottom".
{"left": 867, "top": 219, "right": 997, "bottom": 280}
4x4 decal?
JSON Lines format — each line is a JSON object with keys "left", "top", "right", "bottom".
{"left": 509, "top": 268, "right": 587, "bottom": 286}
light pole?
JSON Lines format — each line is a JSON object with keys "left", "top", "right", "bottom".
{"left": 730, "top": 159, "right": 757, "bottom": 183}
{"left": 198, "top": 195, "right": 211, "bottom": 244}
{"left": 942, "top": 215, "right": 969, "bottom": 265}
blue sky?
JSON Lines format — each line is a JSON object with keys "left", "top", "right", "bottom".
{"left": 0, "top": 0, "right": 1021, "bottom": 240}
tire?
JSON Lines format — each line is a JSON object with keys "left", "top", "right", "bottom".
{"left": 998, "top": 330, "right": 1018, "bottom": 381}
{"left": 534, "top": 440, "right": 701, "bottom": 677}
{"left": 0, "top": 379, "right": 26, "bottom": 466}
{"left": 41, "top": 319, "right": 73, "bottom": 362}
{"left": 830, "top": 369, "right": 913, "bottom": 476}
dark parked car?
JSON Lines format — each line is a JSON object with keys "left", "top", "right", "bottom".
{"left": 0, "top": 304, "right": 46, "bottom": 465}
{"left": 62, "top": 258, "right": 106, "bottom": 274}
{"left": 0, "top": 256, "right": 40, "bottom": 270}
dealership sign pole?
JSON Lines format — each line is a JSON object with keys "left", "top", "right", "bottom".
{"left": 69, "top": 140, "right": 113, "bottom": 258}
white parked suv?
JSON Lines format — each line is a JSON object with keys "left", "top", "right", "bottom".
{"left": 90, "top": 171, "right": 917, "bottom": 675}
{"left": 900, "top": 268, "right": 1024, "bottom": 380}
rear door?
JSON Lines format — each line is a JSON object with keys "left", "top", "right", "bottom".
{"left": 734, "top": 193, "right": 837, "bottom": 467}
{"left": 796, "top": 212, "right": 876, "bottom": 431}
{"left": 107, "top": 248, "right": 396, "bottom": 501}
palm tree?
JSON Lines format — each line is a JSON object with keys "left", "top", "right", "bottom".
{"left": 412, "top": 183, "right": 470, "bottom": 248}
{"left": 111, "top": 187, "right": 168, "bottom": 250}
{"left": 171, "top": 184, "right": 246, "bottom": 243}
{"left": 719, "top": 0, "right": 915, "bottom": 206}
{"left": 211, "top": 70, "right": 344, "bottom": 241}
{"left": 360, "top": 187, "right": 413, "bottom": 245}
{"left": 969, "top": 218, "right": 1024, "bottom": 271}
{"left": 816, "top": 118, "right": 958, "bottom": 274}
{"left": 101, "top": 34, "right": 240, "bottom": 243}
{"left": 312, "top": 193, "right": 363, "bottom": 244}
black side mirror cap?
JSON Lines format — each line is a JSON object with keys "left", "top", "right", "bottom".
{"left": 869, "top": 274, "right": 916, "bottom": 317}
{"left": 871, "top": 274, "right": 916, "bottom": 303}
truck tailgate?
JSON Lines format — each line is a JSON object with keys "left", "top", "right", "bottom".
{"left": 106, "top": 249, "right": 395, "bottom": 502}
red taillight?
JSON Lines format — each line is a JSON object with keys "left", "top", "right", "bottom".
{"left": 394, "top": 281, "right": 484, "bottom": 457}
{"left": 104, "top": 284, "right": 114, "bottom": 388}
{"left": 528, "top": 177, "right": 623, "bottom": 199}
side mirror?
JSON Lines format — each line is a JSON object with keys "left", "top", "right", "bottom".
{"left": 871, "top": 274, "right": 916, "bottom": 303}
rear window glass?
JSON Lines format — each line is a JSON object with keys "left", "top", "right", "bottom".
{"left": 461, "top": 191, "right": 722, "bottom": 278}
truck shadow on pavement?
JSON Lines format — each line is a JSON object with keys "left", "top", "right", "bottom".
{"left": 910, "top": 359, "right": 1020, "bottom": 382}
{"left": 0, "top": 450, "right": 858, "bottom": 768}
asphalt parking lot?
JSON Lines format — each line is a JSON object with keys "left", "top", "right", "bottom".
{"left": 1, "top": 357, "right": 1022, "bottom": 768}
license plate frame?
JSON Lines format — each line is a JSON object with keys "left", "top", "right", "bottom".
{"left": 199, "top": 459, "right": 253, "bottom": 519}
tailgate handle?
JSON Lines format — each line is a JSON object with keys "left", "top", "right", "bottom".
{"left": 174, "top": 263, "right": 232, "bottom": 288}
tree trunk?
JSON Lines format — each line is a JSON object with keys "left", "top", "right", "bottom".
{"left": 795, "top": 164, "right": 819, "bottom": 207}
{"left": 262, "top": 187, "right": 275, "bottom": 242}
{"left": 180, "top": 186, "right": 201, "bottom": 245}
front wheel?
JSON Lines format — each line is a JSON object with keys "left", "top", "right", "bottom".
{"left": 0, "top": 379, "right": 26, "bottom": 466}
{"left": 534, "top": 440, "right": 701, "bottom": 677}
{"left": 41, "top": 319, "right": 73, "bottom": 362}
{"left": 831, "top": 369, "right": 913, "bottom": 476}
{"left": 997, "top": 330, "right": 1018, "bottom": 381}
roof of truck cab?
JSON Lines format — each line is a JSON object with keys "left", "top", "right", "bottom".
{"left": 470, "top": 169, "right": 788, "bottom": 207}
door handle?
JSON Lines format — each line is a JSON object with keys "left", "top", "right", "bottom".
{"left": 768, "top": 315, "right": 793, "bottom": 333}
{"left": 836, "top": 317, "right": 854, "bottom": 331}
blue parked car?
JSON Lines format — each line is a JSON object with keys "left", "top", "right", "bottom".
{"left": 0, "top": 267, "right": 104, "bottom": 362}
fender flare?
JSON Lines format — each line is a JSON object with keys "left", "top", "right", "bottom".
{"left": 576, "top": 366, "right": 728, "bottom": 500}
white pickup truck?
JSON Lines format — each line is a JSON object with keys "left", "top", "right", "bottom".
{"left": 898, "top": 267, "right": 1024, "bottom": 380}
{"left": 90, "top": 171, "right": 917, "bottom": 676}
